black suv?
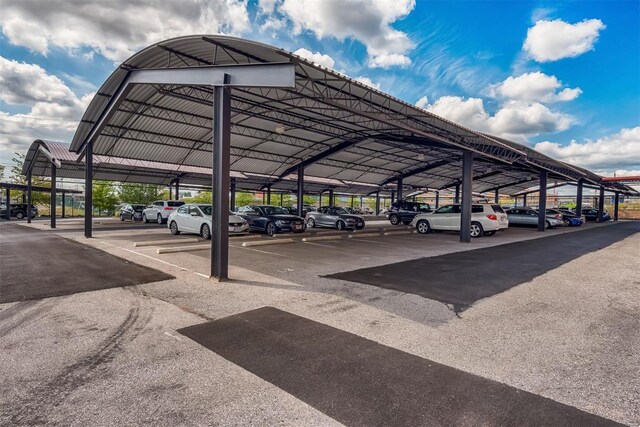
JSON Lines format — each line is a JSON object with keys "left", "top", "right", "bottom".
{"left": 387, "top": 201, "right": 432, "bottom": 225}
{"left": 0, "top": 203, "right": 38, "bottom": 219}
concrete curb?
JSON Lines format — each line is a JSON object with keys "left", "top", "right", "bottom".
{"left": 348, "top": 232, "right": 383, "bottom": 238}
{"left": 383, "top": 230, "right": 416, "bottom": 236}
{"left": 134, "top": 238, "right": 200, "bottom": 247}
{"left": 301, "top": 235, "right": 344, "bottom": 242}
{"left": 156, "top": 244, "right": 210, "bottom": 254}
{"left": 242, "top": 239, "right": 295, "bottom": 247}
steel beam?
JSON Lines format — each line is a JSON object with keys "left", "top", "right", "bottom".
{"left": 50, "top": 164, "right": 57, "bottom": 229}
{"left": 494, "top": 189, "right": 499, "bottom": 204}
{"left": 4, "top": 188, "right": 9, "bottom": 221}
{"left": 230, "top": 178, "right": 236, "bottom": 211}
{"left": 390, "top": 191, "right": 395, "bottom": 204}
{"left": 379, "top": 160, "right": 450, "bottom": 186}
{"left": 297, "top": 167, "right": 304, "bottom": 216}
{"left": 375, "top": 192, "right": 380, "bottom": 215}
{"left": 266, "top": 184, "right": 272, "bottom": 205}
{"left": 538, "top": 171, "right": 547, "bottom": 232}
{"left": 62, "top": 193, "right": 66, "bottom": 218}
{"left": 460, "top": 152, "right": 473, "bottom": 243}
{"left": 397, "top": 178, "right": 403, "bottom": 201}
{"left": 614, "top": 192, "right": 619, "bottom": 221}
{"left": 211, "top": 82, "right": 231, "bottom": 281}
{"left": 27, "top": 173, "right": 32, "bottom": 223}
{"left": 598, "top": 186, "right": 605, "bottom": 222}
{"left": 329, "top": 189, "right": 334, "bottom": 206}
{"left": 280, "top": 192, "right": 283, "bottom": 207}
{"left": 175, "top": 179, "right": 180, "bottom": 200}
{"left": 523, "top": 194, "right": 528, "bottom": 207}
{"left": 575, "top": 179, "right": 583, "bottom": 216}
{"left": 454, "top": 184, "right": 460, "bottom": 204}
{"left": 435, "top": 191, "right": 439, "bottom": 209}
{"left": 84, "top": 141, "right": 93, "bottom": 238}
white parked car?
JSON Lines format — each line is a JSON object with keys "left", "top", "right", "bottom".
{"left": 412, "top": 203, "right": 508, "bottom": 237}
{"left": 167, "top": 204, "right": 249, "bottom": 239}
{"left": 143, "top": 200, "right": 185, "bottom": 224}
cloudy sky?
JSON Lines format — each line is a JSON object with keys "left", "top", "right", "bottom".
{"left": 1, "top": 0, "right": 638, "bottom": 177}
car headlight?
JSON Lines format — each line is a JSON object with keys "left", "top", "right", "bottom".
{"left": 275, "top": 220, "right": 289, "bottom": 225}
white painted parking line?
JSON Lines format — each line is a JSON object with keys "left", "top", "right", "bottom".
{"left": 242, "top": 238, "right": 295, "bottom": 247}
{"left": 303, "top": 241, "right": 336, "bottom": 248}
{"left": 156, "top": 244, "right": 210, "bottom": 254}
{"left": 134, "top": 238, "right": 200, "bottom": 247}
{"left": 99, "top": 241, "right": 208, "bottom": 278}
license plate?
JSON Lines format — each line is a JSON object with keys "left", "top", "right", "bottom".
{"left": 233, "top": 227, "right": 242, "bottom": 232}
{"left": 293, "top": 224, "right": 301, "bottom": 229}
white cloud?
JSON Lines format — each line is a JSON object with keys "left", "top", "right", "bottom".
{"left": 534, "top": 127, "right": 640, "bottom": 171}
{"left": 354, "top": 76, "right": 380, "bottom": 90}
{"left": 368, "top": 53, "right": 411, "bottom": 68}
{"left": 278, "top": 0, "right": 415, "bottom": 67}
{"left": 488, "top": 72, "right": 581, "bottom": 103}
{"left": 523, "top": 18, "right": 606, "bottom": 62}
{"left": 0, "top": 0, "right": 250, "bottom": 62}
{"left": 415, "top": 96, "right": 429, "bottom": 110}
{"left": 0, "top": 57, "right": 92, "bottom": 166}
{"left": 418, "top": 96, "right": 573, "bottom": 140}
{"left": 293, "top": 48, "right": 335, "bottom": 69}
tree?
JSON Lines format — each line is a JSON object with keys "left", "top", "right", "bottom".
{"left": 191, "top": 191, "right": 212, "bottom": 203}
{"left": 10, "top": 152, "right": 50, "bottom": 205}
{"left": 93, "top": 181, "right": 119, "bottom": 214}
{"left": 118, "top": 183, "right": 163, "bottom": 205}
{"left": 235, "top": 191, "right": 257, "bottom": 207}
{"left": 0, "top": 164, "right": 5, "bottom": 181}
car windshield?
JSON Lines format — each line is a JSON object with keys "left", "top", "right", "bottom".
{"left": 334, "top": 207, "right": 349, "bottom": 214}
{"left": 168, "top": 201, "right": 184, "bottom": 207}
{"left": 263, "top": 206, "right": 289, "bottom": 215}
{"left": 132, "top": 205, "right": 146, "bottom": 211}
{"left": 491, "top": 204, "right": 505, "bottom": 213}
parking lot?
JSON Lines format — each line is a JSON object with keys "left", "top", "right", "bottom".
{"left": 2, "top": 218, "right": 638, "bottom": 425}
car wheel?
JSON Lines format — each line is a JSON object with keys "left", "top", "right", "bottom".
{"left": 470, "top": 222, "right": 483, "bottom": 238}
{"left": 389, "top": 214, "right": 400, "bottom": 225}
{"left": 15, "top": 212, "right": 24, "bottom": 220}
{"left": 416, "top": 220, "right": 431, "bottom": 234}
{"left": 157, "top": 214, "right": 163, "bottom": 224}
{"left": 120, "top": 215, "right": 125, "bottom": 222}
{"left": 307, "top": 218, "right": 316, "bottom": 228}
{"left": 170, "top": 221, "right": 180, "bottom": 235}
{"left": 563, "top": 219, "right": 570, "bottom": 226}
{"left": 201, "top": 224, "right": 211, "bottom": 240}
{"left": 337, "top": 220, "right": 346, "bottom": 231}
{"left": 545, "top": 221, "right": 551, "bottom": 229}
{"left": 356, "top": 224, "right": 365, "bottom": 230}
{"left": 143, "top": 214, "right": 149, "bottom": 223}
{"left": 484, "top": 231, "right": 496, "bottom": 236}
{"left": 266, "top": 222, "right": 276, "bottom": 236}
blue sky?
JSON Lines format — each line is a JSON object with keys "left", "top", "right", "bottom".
{"left": 0, "top": 0, "right": 638, "bottom": 176}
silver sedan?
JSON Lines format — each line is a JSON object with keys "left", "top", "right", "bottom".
{"left": 306, "top": 206, "right": 365, "bottom": 230}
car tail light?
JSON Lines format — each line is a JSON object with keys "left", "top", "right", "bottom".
{"left": 163, "top": 207, "right": 173, "bottom": 210}
{"left": 486, "top": 214, "right": 497, "bottom": 220}
{"left": 555, "top": 214, "right": 562, "bottom": 219}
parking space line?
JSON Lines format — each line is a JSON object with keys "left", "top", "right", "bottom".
{"left": 238, "top": 246, "right": 289, "bottom": 256}
{"left": 303, "top": 241, "right": 336, "bottom": 248}
{"left": 99, "top": 240, "right": 209, "bottom": 278}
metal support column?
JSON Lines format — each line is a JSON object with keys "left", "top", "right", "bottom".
{"left": 598, "top": 186, "right": 605, "bottom": 222}
{"left": 575, "top": 179, "right": 583, "bottom": 216}
{"left": 523, "top": 194, "right": 527, "bottom": 207}
{"left": 280, "top": 193, "right": 283, "bottom": 207}
{"left": 50, "top": 164, "right": 57, "bottom": 229}
{"left": 230, "top": 178, "right": 236, "bottom": 212}
{"left": 4, "top": 188, "right": 9, "bottom": 221}
{"left": 460, "top": 152, "right": 473, "bottom": 243}
{"left": 175, "top": 179, "right": 180, "bottom": 200}
{"left": 454, "top": 184, "right": 460, "bottom": 204}
{"left": 390, "top": 191, "right": 395, "bottom": 204}
{"left": 27, "top": 172, "right": 32, "bottom": 223}
{"left": 435, "top": 191, "right": 440, "bottom": 209}
{"left": 614, "top": 192, "right": 619, "bottom": 221}
{"left": 397, "top": 178, "right": 403, "bottom": 201}
{"left": 360, "top": 196, "right": 363, "bottom": 210}
{"left": 296, "top": 166, "right": 304, "bottom": 217}
{"left": 84, "top": 141, "right": 93, "bottom": 238}
{"left": 538, "top": 171, "right": 548, "bottom": 232}
{"left": 62, "top": 193, "right": 66, "bottom": 218}
{"left": 266, "top": 184, "right": 271, "bottom": 205}
{"left": 375, "top": 192, "right": 380, "bottom": 215}
{"left": 351, "top": 195, "right": 354, "bottom": 209}
{"left": 494, "top": 190, "right": 499, "bottom": 204}
{"left": 211, "top": 82, "right": 231, "bottom": 281}
{"left": 328, "top": 189, "right": 334, "bottom": 206}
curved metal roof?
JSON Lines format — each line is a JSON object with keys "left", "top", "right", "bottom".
{"left": 69, "top": 35, "right": 610, "bottom": 196}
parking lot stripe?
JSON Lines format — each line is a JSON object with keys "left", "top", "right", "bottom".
{"left": 99, "top": 241, "right": 209, "bottom": 279}
{"left": 302, "top": 241, "right": 336, "bottom": 248}
{"left": 348, "top": 232, "right": 383, "bottom": 238}
{"left": 156, "top": 244, "right": 210, "bottom": 254}
{"left": 242, "top": 238, "right": 295, "bottom": 247}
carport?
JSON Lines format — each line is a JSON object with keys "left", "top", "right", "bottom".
{"left": 67, "top": 35, "right": 615, "bottom": 280}
{"left": 0, "top": 182, "right": 82, "bottom": 224}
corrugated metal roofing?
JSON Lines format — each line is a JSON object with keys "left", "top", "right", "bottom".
{"left": 66, "top": 35, "right": 627, "bottom": 196}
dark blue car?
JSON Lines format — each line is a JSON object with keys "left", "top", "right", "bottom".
{"left": 547, "top": 209, "right": 583, "bottom": 227}
{"left": 581, "top": 208, "right": 611, "bottom": 222}
{"left": 236, "top": 205, "right": 305, "bottom": 236}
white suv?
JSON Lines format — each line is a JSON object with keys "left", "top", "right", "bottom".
{"left": 412, "top": 203, "right": 508, "bottom": 237}
{"left": 143, "top": 200, "right": 185, "bottom": 224}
